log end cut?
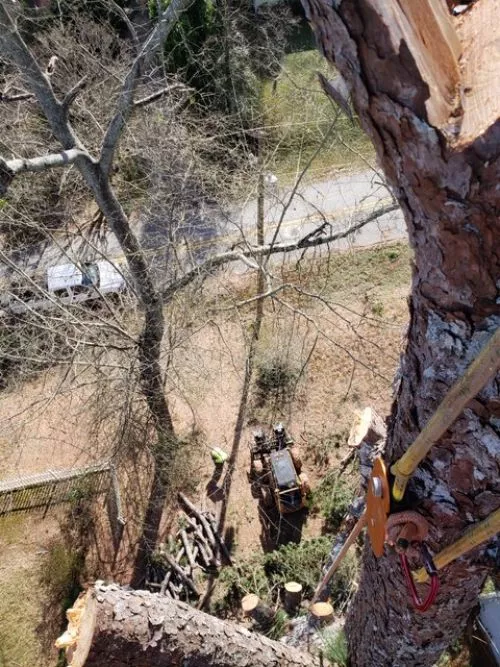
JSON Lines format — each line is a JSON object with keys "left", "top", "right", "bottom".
{"left": 284, "top": 582, "right": 302, "bottom": 595}
{"left": 55, "top": 583, "right": 316, "bottom": 666}
{"left": 55, "top": 590, "right": 96, "bottom": 667}
{"left": 348, "top": 407, "right": 386, "bottom": 448}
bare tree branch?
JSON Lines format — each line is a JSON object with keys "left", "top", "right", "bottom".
{"left": 0, "top": 0, "right": 193, "bottom": 567}
{"left": 99, "top": 0, "right": 194, "bottom": 175}
{"left": 0, "top": 148, "right": 87, "bottom": 193}
{"left": 0, "top": 3, "right": 81, "bottom": 151}
{"left": 0, "top": 90, "right": 33, "bottom": 102}
{"left": 107, "top": 0, "right": 139, "bottom": 49}
{"left": 262, "top": 122, "right": 337, "bottom": 271}
{"left": 163, "top": 203, "right": 400, "bottom": 301}
{"left": 134, "top": 83, "right": 189, "bottom": 108}
{"left": 61, "top": 75, "right": 88, "bottom": 112}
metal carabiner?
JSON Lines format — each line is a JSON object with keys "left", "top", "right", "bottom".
{"left": 400, "top": 543, "right": 439, "bottom": 612}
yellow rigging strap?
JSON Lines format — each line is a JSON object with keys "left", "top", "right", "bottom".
{"left": 413, "top": 506, "right": 500, "bottom": 583}
{"left": 391, "top": 328, "right": 500, "bottom": 501}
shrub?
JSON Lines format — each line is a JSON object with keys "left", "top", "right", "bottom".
{"left": 255, "top": 356, "right": 299, "bottom": 407}
{"left": 263, "top": 537, "right": 331, "bottom": 598}
{"left": 370, "top": 301, "right": 384, "bottom": 317}
{"left": 386, "top": 249, "right": 400, "bottom": 262}
{"left": 216, "top": 537, "right": 334, "bottom": 613}
{"left": 310, "top": 473, "right": 356, "bottom": 532}
{"left": 217, "top": 553, "right": 271, "bottom": 611}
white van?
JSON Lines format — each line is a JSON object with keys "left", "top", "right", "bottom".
{"left": 2, "top": 260, "right": 127, "bottom": 315}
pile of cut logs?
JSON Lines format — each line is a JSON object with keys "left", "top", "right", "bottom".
{"left": 146, "top": 493, "right": 231, "bottom": 601}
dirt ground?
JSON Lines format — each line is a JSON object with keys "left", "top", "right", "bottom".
{"left": 165, "top": 243, "right": 411, "bottom": 562}
{"left": 0, "top": 242, "right": 411, "bottom": 665}
{"left": 0, "top": 368, "right": 110, "bottom": 476}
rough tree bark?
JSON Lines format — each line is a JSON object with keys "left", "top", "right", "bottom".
{"left": 59, "top": 583, "right": 315, "bottom": 667}
{"left": 299, "top": 1, "right": 500, "bottom": 665}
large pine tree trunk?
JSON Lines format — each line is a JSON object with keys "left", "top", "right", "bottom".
{"left": 59, "top": 583, "right": 315, "bottom": 667}
{"left": 300, "top": 1, "right": 500, "bottom": 665}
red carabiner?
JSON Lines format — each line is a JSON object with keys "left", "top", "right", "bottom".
{"left": 400, "top": 544, "right": 439, "bottom": 612}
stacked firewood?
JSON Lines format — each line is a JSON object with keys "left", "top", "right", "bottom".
{"left": 146, "top": 493, "right": 232, "bottom": 601}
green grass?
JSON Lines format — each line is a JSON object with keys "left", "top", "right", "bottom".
{"left": 281, "top": 242, "right": 412, "bottom": 306}
{"left": 265, "top": 608, "right": 290, "bottom": 641}
{"left": 261, "top": 51, "right": 374, "bottom": 180}
{"left": 40, "top": 541, "right": 84, "bottom": 615}
{"left": 0, "top": 516, "right": 46, "bottom": 665}
{"left": 0, "top": 540, "right": 84, "bottom": 667}
{"left": 322, "top": 628, "right": 349, "bottom": 666}
{"left": 0, "top": 571, "right": 46, "bottom": 667}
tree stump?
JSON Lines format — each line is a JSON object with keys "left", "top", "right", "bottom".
{"left": 284, "top": 582, "right": 303, "bottom": 613}
{"left": 310, "top": 602, "right": 334, "bottom": 626}
{"left": 241, "top": 593, "right": 274, "bottom": 626}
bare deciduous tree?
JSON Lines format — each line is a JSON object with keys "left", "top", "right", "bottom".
{"left": 0, "top": 0, "right": 193, "bottom": 570}
{"left": 0, "top": 0, "right": 399, "bottom": 588}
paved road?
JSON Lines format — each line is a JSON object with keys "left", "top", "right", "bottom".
{"left": 183, "top": 170, "right": 405, "bottom": 263}
{"left": 172, "top": 171, "right": 406, "bottom": 282}
{"left": 232, "top": 170, "right": 405, "bottom": 248}
{"left": 0, "top": 169, "right": 407, "bottom": 288}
